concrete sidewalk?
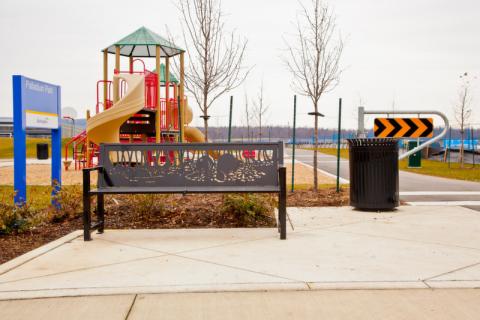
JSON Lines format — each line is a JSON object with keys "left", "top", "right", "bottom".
{"left": 1, "top": 205, "right": 479, "bottom": 301}
{"left": 1, "top": 289, "right": 480, "bottom": 320}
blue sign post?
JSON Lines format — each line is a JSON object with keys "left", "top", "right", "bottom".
{"left": 12, "top": 75, "right": 61, "bottom": 206}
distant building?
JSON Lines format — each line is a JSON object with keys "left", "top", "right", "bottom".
{"left": 0, "top": 117, "right": 14, "bottom": 137}
{"left": 0, "top": 117, "right": 84, "bottom": 138}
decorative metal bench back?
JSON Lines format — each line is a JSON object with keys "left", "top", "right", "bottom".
{"left": 98, "top": 142, "right": 284, "bottom": 191}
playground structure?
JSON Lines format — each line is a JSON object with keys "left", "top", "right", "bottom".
{"left": 65, "top": 27, "right": 205, "bottom": 170}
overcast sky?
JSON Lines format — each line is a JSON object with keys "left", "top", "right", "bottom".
{"left": 0, "top": 0, "right": 479, "bottom": 129}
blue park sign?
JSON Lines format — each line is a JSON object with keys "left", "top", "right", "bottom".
{"left": 12, "top": 75, "right": 62, "bottom": 205}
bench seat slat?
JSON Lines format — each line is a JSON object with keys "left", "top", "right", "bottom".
{"left": 90, "top": 186, "right": 280, "bottom": 194}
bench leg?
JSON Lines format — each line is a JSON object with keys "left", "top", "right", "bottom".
{"left": 279, "top": 167, "right": 287, "bottom": 240}
{"left": 83, "top": 169, "right": 92, "bottom": 241}
{"left": 96, "top": 193, "right": 105, "bottom": 233}
{"left": 83, "top": 193, "right": 91, "bottom": 241}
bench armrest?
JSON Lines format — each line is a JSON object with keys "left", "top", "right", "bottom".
{"left": 83, "top": 166, "right": 104, "bottom": 195}
{"left": 82, "top": 166, "right": 103, "bottom": 173}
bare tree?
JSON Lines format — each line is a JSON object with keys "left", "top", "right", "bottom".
{"left": 454, "top": 72, "right": 474, "bottom": 168}
{"left": 177, "top": 0, "right": 250, "bottom": 140}
{"left": 243, "top": 91, "right": 253, "bottom": 141}
{"left": 391, "top": 94, "right": 396, "bottom": 113}
{"left": 252, "top": 81, "right": 269, "bottom": 141}
{"left": 283, "top": 0, "right": 343, "bottom": 190}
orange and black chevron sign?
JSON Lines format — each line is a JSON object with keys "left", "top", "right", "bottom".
{"left": 374, "top": 118, "right": 434, "bottom": 138}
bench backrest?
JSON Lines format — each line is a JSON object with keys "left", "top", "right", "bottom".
{"left": 98, "top": 142, "right": 284, "bottom": 192}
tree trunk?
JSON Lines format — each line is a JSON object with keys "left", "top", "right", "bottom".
{"left": 460, "top": 130, "right": 464, "bottom": 168}
{"left": 203, "top": 112, "right": 209, "bottom": 142}
{"left": 313, "top": 103, "right": 319, "bottom": 191}
{"left": 203, "top": 95, "right": 209, "bottom": 141}
{"left": 259, "top": 116, "right": 262, "bottom": 142}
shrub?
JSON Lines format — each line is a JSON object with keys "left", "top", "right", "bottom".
{"left": 127, "top": 194, "right": 166, "bottom": 216}
{"left": 0, "top": 203, "right": 20, "bottom": 234}
{"left": 0, "top": 190, "right": 40, "bottom": 235}
{"left": 221, "top": 194, "right": 275, "bottom": 225}
{"left": 48, "top": 185, "right": 83, "bottom": 222}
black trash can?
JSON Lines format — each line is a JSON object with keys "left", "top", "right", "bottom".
{"left": 36, "top": 143, "right": 49, "bottom": 160}
{"left": 348, "top": 139, "right": 399, "bottom": 210}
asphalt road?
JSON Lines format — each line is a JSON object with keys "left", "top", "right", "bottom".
{"left": 286, "top": 148, "right": 480, "bottom": 204}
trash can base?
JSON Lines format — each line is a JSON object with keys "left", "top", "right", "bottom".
{"left": 352, "top": 205, "right": 398, "bottom": 212}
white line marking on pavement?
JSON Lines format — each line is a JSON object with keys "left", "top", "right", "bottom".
{"left": 400, "top": 191, "right": 480, "bottom": 196}
{"left": 407, "top": 201, "right": 480, "bottom": 206}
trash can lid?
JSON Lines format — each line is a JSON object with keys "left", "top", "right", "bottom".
{"left": 347, "top": 138, "right": 398, "bottom": 147}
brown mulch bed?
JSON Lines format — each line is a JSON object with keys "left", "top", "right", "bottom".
{"left": 288, "top": 187, "right": 349, "bottom": 207}
{"left": 1, "top": 188, "right": 348, "bottom": 264}
{"left": 105, "top": 194, "right": 276, "bottom": 229}
{"left": 0, "top": 219, "right": 83, "bottom": 265}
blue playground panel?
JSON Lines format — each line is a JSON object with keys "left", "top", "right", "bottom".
{"left": 443, "top": 139, "right": 478, "bottom": 151}
{"left": 12, "top": 75, "right": 61, "bottom": 205}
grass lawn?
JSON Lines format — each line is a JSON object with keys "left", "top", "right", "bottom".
{"left": 0, "top": 137, "right": 74, "bottom": 159}
{"left": 287, "top": 183, "right": 340, "bottom": 190}
{"left": 300, "top": 147, "right": 480, "bottom": 183}
{"left": 0, "top": 185, "right": 56, "bottom": 210}
{"left": 399, "top": 160, "right": 480, "bottom": 182}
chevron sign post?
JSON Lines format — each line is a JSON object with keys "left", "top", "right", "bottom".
{"left": 374, "top": 118, "right": 433, "bottom": 138}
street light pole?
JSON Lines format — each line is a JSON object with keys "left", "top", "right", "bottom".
{"left": 63, "top": 116, "right": 75, "bottom": 137}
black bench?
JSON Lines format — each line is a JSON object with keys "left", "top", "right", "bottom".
{"left": 83, "top": 142, "right": 287, "bottom": 241}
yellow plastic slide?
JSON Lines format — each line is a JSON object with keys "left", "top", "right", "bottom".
{"left": 184, "top": 126, "right": 205, "bottom": 142}
{"left": 87, "top": 73, "right": 145, "bottom": 145}
{"left": 183, "top": 103, "right": 206, "bottom": 143}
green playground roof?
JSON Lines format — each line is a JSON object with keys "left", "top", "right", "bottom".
{"left": 104, "top": 26, "right": 184, "bottom": 58}
{"left": 154, "top": 64, "right": 179, "bottom": 83}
